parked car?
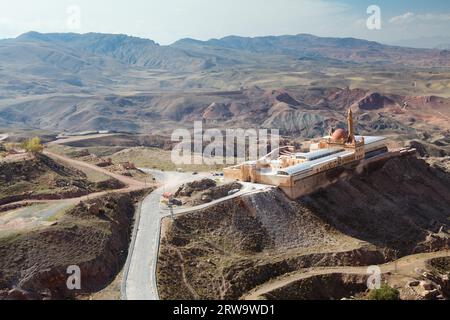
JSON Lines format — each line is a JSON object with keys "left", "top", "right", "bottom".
{"left": 170, "top": 198, "right": 183, "bottom": 206}
{"left": 228, "top": 189, "right": 240, "bottom": 196}
{"left": 212, "top": 172, "right": 224, "bottom": 177}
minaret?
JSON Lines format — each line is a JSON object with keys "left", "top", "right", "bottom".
{"left": 347, "top": 109, "right": 354, "bottom": 143}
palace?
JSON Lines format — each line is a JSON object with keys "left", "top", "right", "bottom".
{"left": 224, "top": 109, "right": 389, "bottom": 199}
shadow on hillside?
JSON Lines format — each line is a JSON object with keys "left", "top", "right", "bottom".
{"left": 299, "top": 156, "right": 450, "bottom": 255}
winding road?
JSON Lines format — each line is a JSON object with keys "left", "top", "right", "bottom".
{"left": 121, "top": 170, "right": 198, "bottom": 300}
{"left": 44, "top": 150, "right": 147, "bottom": 191}
{"left": 242, "top": 250, "right": 450, "bottom": 300}
{"left": 0, "top": 150, "right": 149, "bottom": 210}
{"left": 122, "top": 170, "right": 270, "bottom": 300}
{"left": 3, "top": 139, "right": 449, "bottom": 300}
{"left": 2, "top": 140, "right": 268, "bottom": 300}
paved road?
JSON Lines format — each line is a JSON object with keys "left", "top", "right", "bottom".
{"left": 122, "top": 170, "right": 270, "bottom": 300}
{"left": 48, "top": 133, "right": 118, "bottom": 145}
{"left": 122, "top": 170, "right": 202, "bottom": 300}
{"left": 2, "top": 145, "right": 264, "bottom": 300}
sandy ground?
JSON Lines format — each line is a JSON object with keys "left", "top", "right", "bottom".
{"left": 0, "top": 202, "right": 74, "bottom": 236}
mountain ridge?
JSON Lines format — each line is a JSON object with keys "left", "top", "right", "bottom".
{"left": 1, "top": 31, "right": 450, "bottom": 137}
{"left": 3, "top": 31, "right": 450, "bottom": 70}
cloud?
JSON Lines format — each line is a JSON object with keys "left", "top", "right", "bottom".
{"left": 389, "top": 12, "right": 414, "bottom": 25}
{"left": 389, "top": 12, "right": 450, "bottom": 25}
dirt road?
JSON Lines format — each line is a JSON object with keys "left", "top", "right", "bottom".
{"left": 0, "top": 150, "right": 150, "bottom": 210}
{"left": 242, "top": 250, "right": 450, "bottom": 300}
{"left": 48, "top": 133, "right": 118, "bottom": 145}
{"left": 44, "top": 150, "right": 147, "bottom": 190}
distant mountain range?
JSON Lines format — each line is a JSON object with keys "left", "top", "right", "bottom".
{"left": 1, "top": 31, "right": 448, "bottom": 95}
{"left": 174, "top": 34, "right": 450, "bottom": 67}
{"left": 0, "top": 32, "right": 449, "bottom": 135}
{"left": 390, "top": 36, "right": 450, "bottom": 50}
{"left": 3, "top": 31, "right": 450, "bottom": 73}
{"left": 436, "top": 43, "right": 450, "bottom": 50}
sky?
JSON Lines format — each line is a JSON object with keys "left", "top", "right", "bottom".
{"left": 0, "top": 0, "right": 449, "bottom": 47}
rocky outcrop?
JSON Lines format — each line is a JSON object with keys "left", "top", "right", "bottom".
{"left": 0, "top": 153, "right": 83, "bottom": 183}
{"left": 0, "top": 154, "right": 125, "bottom": 206}
{"left": 355, "top": 92, "right": 393, "bottom": 110}
{"left": 94, "top": 178, "right": 126, "bottom": 191}
{"left": 0, "top": 194, "right": 137, "bottom": 300}
{"left": 427, "top": 257, "right": 450, "bottom": 298}
{"left": 220, "top": 248, "right": 390, "bottom": 300}
{"left": 264, "top": 89, "right": 301, "bottom": 107}
{"left": 302, "top": 155, "right": 450, "bottom": 255}
{"left": 261, "top": 273, "right": 370, "bottom": 300}
{"left": 175, "top": 179, "right": 217, "bottom": 197}
{"left": 194, "top": 182, "right": 242, "bottom": 204}
{"left": 408, "top": 140, "right": 448, "bottom": 157}
{"left": 202, "top": 102, "right": 233, "bottom": 120}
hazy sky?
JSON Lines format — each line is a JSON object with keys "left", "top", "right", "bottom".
{"left": 1, "top": 0, "right": 449, "bottom": 46}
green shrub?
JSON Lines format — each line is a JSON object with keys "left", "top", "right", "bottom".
{"left": 368, "top": 284, "right": 400, "bottom": 300}
{"left": 21, "top": 137, "right": 44, "bottom": 154}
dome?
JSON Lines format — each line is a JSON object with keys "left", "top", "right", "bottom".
{"left": 331, "top": 128, "right": 348, "bottom": 141}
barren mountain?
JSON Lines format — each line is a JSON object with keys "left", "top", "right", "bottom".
{"left": 1, "top": 85, "right": 448, "bottom": 144}
{"left": 15, "top": 32, "right": 228, "bottom": 73}
{"left": 174, "top": 34, "right": 450, "bottom": 68}
{"left": 0, "top": 32, "right": 449, "bottom": 144}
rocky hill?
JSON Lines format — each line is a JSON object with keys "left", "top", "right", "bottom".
{"left": 301, "top": 156, "right": 450, "bottom": 255}
{"left": 0, "top": 194, "right": 138, "bottom": 299}
{"left": 0, "top": 153, "right": 124, "bottom": 206}
{"left": 157, "top": 155, "right": 450, "bottom": 299}
{"left": 1, "top": 86, "right": 449, "bottom": 142}
{"left": 174, "top": 179, "right": 242, "bottom": 206}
